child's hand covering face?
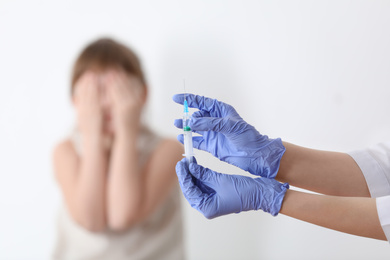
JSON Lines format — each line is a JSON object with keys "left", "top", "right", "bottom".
{"left": 73, "top": 71, "right": 104, "bottom": 137}
{"left": 73, "top": 69, "right": 145, "bottom": 138}
{"left": 102, "top": 69, "right": 145, "bottom": 136}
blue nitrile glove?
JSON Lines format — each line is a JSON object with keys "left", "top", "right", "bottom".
{"left": 173, "top": 93, "right": 285, "bottom": 179}
{"left": 175, "top": 158, "right": 289, "bottom": 218}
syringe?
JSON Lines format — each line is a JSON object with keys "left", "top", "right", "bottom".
{"left": 183, "top": 96, "right": 194, "bottom": 166}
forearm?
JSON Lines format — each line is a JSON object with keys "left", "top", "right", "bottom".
{"left": 107, "top": 132, "right": 143, "bottom": 230}
{"left": 276, "top": 142, "right": 370, "bottom": 197}
{"left": 279, "top": 189, "right": 386, "bottom": 240}
{"left": 76, "top": 136, "right": 108, "bottom": 231}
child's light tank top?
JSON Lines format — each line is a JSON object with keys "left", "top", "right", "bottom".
{"left": 52, "top": 127, "right": 185, "bottom": 260}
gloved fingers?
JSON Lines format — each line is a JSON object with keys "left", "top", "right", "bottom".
{"left": 190, "top": 116, "right": 238, "bottom": 134}
{"left": 172, "top": 93, "right": 210, "bottom": 108}
{"left": 191, "top": 110, "right": 211, "bottom": 119}
{"left": 176, "top": 134, "right": 184, "bottom": 144}
{"left": 192, "top": 136, "right": 207, "bottom": 151}
{"left": 173, "top": 93, "right": 234, "bottom": 117}
{"left": 177, "top": 135, "right": 207, "bottom": 150}
{"left": 189, "top": 162, "right": 220, "bottom": 186}
{"left": 174, "top": 119, "right": 203, "bottom": 134}
{"left": 191, "top": 156, "right": 197, "bottom": 164}
{"left": 180, "top": 158, "right": 215, "bottom": 195}
{"left": 195, "top": 178, "right": 216, "bottom": 195}
{"left": 174, "top": 119, "right": 183, "bottom": 129}
{"left": 175, "top": 158, "right": 208, "bottom": 206}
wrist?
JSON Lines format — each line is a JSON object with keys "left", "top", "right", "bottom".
{"left": 78, "top": 123, "right": 102, "bottom": 139}
{"left": 252, "top": 137, "right": 286, "bottom": 178}
{"left": 83, "top": 138, "right": 105, "bottom": 151}
{"left": 116, "top": 121, "right": 140, "bottom": 137}
{"left": 114, "top": 129, "right": 138, "bottom": 144}
{"left": 253, "top": 178, "right": 289, "bottom": 216}
{"left": 81, "top": 130, "right": 103, "bottom": 144}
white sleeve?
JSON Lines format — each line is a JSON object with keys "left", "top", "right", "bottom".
{"left": 348, "top": 142, "right": 390, "bottom": 198}
{"left": 348, "top": 142, "right": 390, "bottom": 242}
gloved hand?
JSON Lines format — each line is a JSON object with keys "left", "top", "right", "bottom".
{"left": 175, "top": 158, "right": 289, "bottom": 218}
{"left": 173, "top": 93, "right": 285, "bottom": 179}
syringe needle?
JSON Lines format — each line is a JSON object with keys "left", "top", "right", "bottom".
{"left": 183, "top": 79, "right": 186, "bottom": 100}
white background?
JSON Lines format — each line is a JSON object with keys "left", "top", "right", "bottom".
{"left": 1, "top": 0, "right": 390, "bottom": 259}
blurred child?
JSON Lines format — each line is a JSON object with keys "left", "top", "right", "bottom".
{"left": 52, "top": 38, "right": 185, "bottom": 260}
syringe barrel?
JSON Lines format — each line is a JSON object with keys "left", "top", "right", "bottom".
{"left": 183, "top": 128, "right": 194, "bottom": 166}
{"left": 183, "top": 112, "right": 191, "bottom": 131}
{"left": 183, "top": 103, "right": 194, "bottom": 165}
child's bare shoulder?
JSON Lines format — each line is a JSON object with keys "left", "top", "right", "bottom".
{"left": 155, "top": 138, "right": 183, "bottom": 157}
{"left": 53, "top": 138, "right": 76, "bottom": 161}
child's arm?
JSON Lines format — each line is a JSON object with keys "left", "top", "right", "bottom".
{"left": 105, "top": 71, "right": 183, "bottom": 230}
{"left": 53, "top": 137, "right": 108, "bottom": 232}
{"left": 280, "top": 189, "right": 386, "bottom": 240}
{"left": 53, "top": 73, "right": 108, "bottom": 232}
{"left": 107, "top": 136, "right": 183, "bottom": 231}
{"left": 136, "top": 139, "right": 183, "bottom": 220}
{"left": 276, "top": 142, "right": 370, "bottom": 197}
{"left": 106, "top": 129, "right": 142, "bottom": 230}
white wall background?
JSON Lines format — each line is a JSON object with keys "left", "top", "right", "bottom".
{"left": 1, "top": 0, "right": 390, "bottom": 259}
